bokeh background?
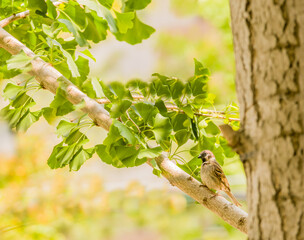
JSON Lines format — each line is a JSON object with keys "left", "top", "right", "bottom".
{"left": 0, "top": 0, "right": 246, "bottom": 239}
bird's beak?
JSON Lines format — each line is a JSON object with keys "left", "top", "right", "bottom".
{"left": 198, "top": 154, "right": 202, "bottom": 158}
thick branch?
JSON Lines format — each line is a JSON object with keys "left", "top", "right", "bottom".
{"left": 0, "top": 27, "right": 111, "bottom": 130}
{"left": 219, "top": 124, "right": 240, "bottom": 147}
{"left": 0, "top": 27, "right": 248, "bottom": 233}
{"left": 156, "top": 154, "right": 248, "bottom": 233}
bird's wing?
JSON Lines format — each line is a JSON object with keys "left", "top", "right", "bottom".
{"left": 212, "top": 160, "right": 231, "bottom": 191}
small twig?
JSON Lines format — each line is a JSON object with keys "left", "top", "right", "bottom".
{"left": 95, "top": 95, "right": 144, "bottom": 104}
{"left": 96, "top": 96, "right": 240, "bottom": 122}
{"left": 166, "top": 105, "right": 240, "bottom": 121}
{"left": 0, "top": 2, "right": 62, "bottom": 28}
{"left": 166, "top": 105, "right": 225, "bottom": 114}
{"left": 126, "top": 110, "right": 141, "bottom": 133}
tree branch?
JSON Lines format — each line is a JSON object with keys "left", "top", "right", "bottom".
{"left": 155, "top": 154, "right": 248, "bottom": 233}
{"left": 96, "top": 98, "right": 240, "bottom": 122}
{"left": 0, "top": 2, "right": 62, "bottom": 28}
{"left": 0, "top": 27, "right": 248, "bottom": 234}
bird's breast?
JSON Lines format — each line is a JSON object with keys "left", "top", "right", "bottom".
{"left": 200, "top": 165, "right": 221, "bottom": 191}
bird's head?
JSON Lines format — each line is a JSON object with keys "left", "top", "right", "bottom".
{"left": 198, "top": 150, "right": 214, "bottom": 163}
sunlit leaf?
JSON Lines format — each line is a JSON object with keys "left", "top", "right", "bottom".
{"left": 153, "top": 113, "right": 172, "bottom": 143}
{"left": 115, "top": 14, "right": 155, "bottom": 45}
{"left": 7, "top": 50, "right": 32, "bottom": 71}
{"left": 69, "top": 147, "right": 95, "bottom": 171}
{"left": 113, "top": 120, "right": 136, "bottom": 144}
{"left": 138, "top": 146, "right": 162, "bottom": 159}
{"left": 115, "top": 11, "right": 134, "bottom": 34}
{"left": 124, "top": 0, "right": 152, "bottom": 11}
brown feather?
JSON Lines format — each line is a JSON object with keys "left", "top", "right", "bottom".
{"left": 211, "top": 159, "right": 231, "bottom": 191}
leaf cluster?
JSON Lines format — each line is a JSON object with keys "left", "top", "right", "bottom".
{"left": 0, "top": 1, "right": 239, "bottom": 177}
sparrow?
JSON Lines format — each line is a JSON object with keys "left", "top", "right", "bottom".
{"left": 198, "top": 150, "right": 242, "bottom": 207}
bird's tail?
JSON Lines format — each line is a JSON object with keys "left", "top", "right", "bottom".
{"left": 224, "top": 191, "right": 242, "bottom": 207}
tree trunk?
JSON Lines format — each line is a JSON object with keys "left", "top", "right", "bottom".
{"left": 229, "top": 1, "right": 304, "bottom": 239}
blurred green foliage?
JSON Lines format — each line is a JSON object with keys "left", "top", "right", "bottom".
{"left": 156, "top": 0, "right": 236, "bottom": 105}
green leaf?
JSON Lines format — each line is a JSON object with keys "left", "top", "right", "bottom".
{"left": 172, "top": 113, "right": 188, "bottom": 131}
{"left": 100, "top": 81, "right": 115, "bottom": 101}
{"left": 80, "top": 49, "right": 96, "bottom": 62}
{"left": 113, "top": 145, "right": 140, "bottom": 167}
{"left": 126, "top": 79, "right": 148, "bottom": 95}
{"left": 110, "top": 81, "right": 129, "bottom": 100}
{"left": 198, "top": 119, "right": 208, "bottom": 129}
{"left": 212, "top": 146, "right": 224, "bottom": 166}
{"left": 83, "top": 11, "right": 108, "bottom": 43}
{"left": 46, "top": 0, "right": 57, "bottom": 19}
{"left": 113, "top": 120, "right": 136, "bottom": 144}
{"left": 201, "top": 135, "right": 216, "bottom": 152}
{"left": 64, "top": 129, "right": 87, "bottom": 145}
{"left": 138, "top": 146, "right": 162, "bottom": 159}
{"left": 174, "top": 129, "right": 191, "bottom": 147}
{"left": 154, "top": 100, "right": 167, "bottom": 116}
{"left": 50, "top": 88, "right": 75, "bottom": 116}
{"left": 153, "top": 113, "right": 172, "bottom": 143}
{"left": 62, "top": 2, "right": 86, "bottom": 29}
{"left": 115, "top": 11, "right": 134, "bottom": 34}
{"left": 58, "top": 18, "right": 88, "bottom": 47}
{"left": 72, "top": 56, "right": 89, "bottom": 86}
{"left": 47, "top": 142, "right": 64, "bottom": 169}
{"left": 97, "top": 0, "right": 113, "bottom": 8}
{"left": 110, "top": 100, "right": 132, "bottom": 118}
{"left": 190, "top": 118, "right": 199, "bottom": 140}
{"left": 7, "top": 50, "right": 32, "bottom": 71}
{"left": 219, "top": 137, "right": 236, "bottom": 158}
{"left": 190, "top": 76, "right": 208, "bottom": 96}
{"left": 54, "top": 143, "right": 79, "bottom": 168}
{"left": 50, "top": 39, "right": 80, "bottom": 78}
{"left": 177, "top": 156, "right": 201, "bottom": 181}
{"left": 41, "top": 107, "right": 54, "bottom": 124}
{"left": 2, "top": 83, "right": 23, "bottom": 99}
{"left": 77, "top": 0, "right": 117, "bottom": 33}
{"left": 134, "top": 102, "right": 157, "bottom": 124}
{"left": 205, "top": 121, "right": 220, "bottom": 135}
{"left": 103, "top": 122, "right": 121, "bottom": 146}
{"left": 82, "top": 79, "right": 95, "bottom": 98}
{"left": 56, "top": 120, "right": 77, "bottom": 137}
{"left": 96, "top": 144, "right": 113, "bottom": 164}
{"left": 152, "top": 168, "right": 162, "bottom": 177}
{"left": 124, "top": 0, "right": 152, "bottom": 11}
{"left": 194, "top": 58, "right": 210, "bottom": 76}
{"left": 11, "top": 92, "right": 34, "bottom": 108}
{"left": 150, "top": 78, "right": 170, "bottom": 98}
{"left": 171, "top": 80, "right": 184, "bottom": 100}
{"left": 115, "top": 14, "right": 155, "bottom": 45}
{"left": 69, "top": 147, "right": 95, "bottom": 171}
{"left": 0, "top": 49, "right": 20, "bottom": 80}
{"left": 150, "top": 159, "right": 162, "bottom": 177}
{"left": 28, "top": 0, "right": 47, "bottom": 14}
{"left": 181, "top": 105, "right": 194, "bottom": 119}
{"left": 91, "top": 77, "right": 104, "bottom": 98}
{"left": 16, "top": 110, "right": 42, "bottom": 132}
{"left": 193, "top": 94, "right": 207, "bottom": 105}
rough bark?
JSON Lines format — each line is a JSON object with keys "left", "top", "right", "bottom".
{"left": 0, "top": 26, "right": 248, "bottom": 233}
{"left": 229, "top": 1, "right": 304, "bottom": 239}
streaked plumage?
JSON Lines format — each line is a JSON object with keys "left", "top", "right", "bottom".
{"left": 199, "top": 150, "right": 241, "bottom": 207}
